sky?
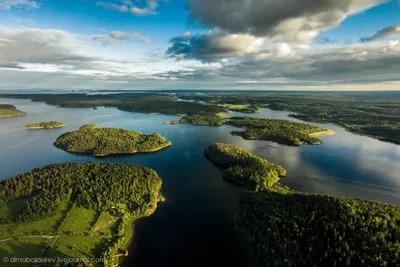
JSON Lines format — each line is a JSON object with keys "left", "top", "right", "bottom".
{"left": 0, "top": 0, "right": 399, "bottom": 90}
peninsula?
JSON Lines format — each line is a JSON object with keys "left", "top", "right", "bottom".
{"left": 24, "top": 121, "right": 66, "bottom": 129}
{"left": 54, "top": 124, "right": 171, "bottom": 157}
{"left": 204, "top": 143, "right": 286, "bottom": 190}
{"left": 0, "top": 162, "right": 164, "bottom": 267}
{"left": 204, "top": 143, "right": 400, "bottom": 267}
{"left": 167, "top": 113, "right": 334, "bottom": 146}
{"left": 0, "top": 104, "right": 25, "bottom": 118}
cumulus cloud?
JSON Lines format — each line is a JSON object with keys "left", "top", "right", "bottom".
{"left": 186, "top": 0, "right": 387, "bottom": 41}
{"left": 0, "top": 27, "right": 86, "bottom": 65}
{"left": 0, "top": 0, "right": 39, "bottom": 9}
{"left": 361, "top": 23, "right": 400, "bottom": 42}
{"left": 167, "top": 31, "right": 267, "bottom": 61}
{"left": 91, "top": 31, "right": 151, "bottom": 46}
{"left": 96, "top": 0, "right": 160, "bottom": 16}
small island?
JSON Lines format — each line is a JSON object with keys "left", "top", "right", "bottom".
{"left": 218, "top": 104, "right": 260, "bottom": 113}
{"left": 0, "top": 104, "right": 25, "bottom": 118}
{"left": 227, "top": 117, "right": 334, "bottom": 146}
{"left": 24, "top": 121, "right": 66, "bottom": 130}
{"left": 205, "top": 143, "right": 400, "bottom": 267}
{"left": 167, "top": 113, "right": 335, "bottom": 146}
{"left": 0, "top": 162, "right": 164, "bottom": 267}
{"left": 54, "top": 124, "right": 172, "bottom": 157}
{"left": 204, "top": 143, "right": 286, "bottom": 190}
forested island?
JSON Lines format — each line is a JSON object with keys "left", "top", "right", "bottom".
{"left": 168, "top": 114, "right": 332, "bottom": 146}
{"left": 177, "top": 92, "right": 400, "bottom": 145}
{"left": 0, "top": 104, "right": 25, "bottom": 118}
{"left": 0, "top": 162, "right": 164, "bottom": 267}
{"left": 54, "top": 124, "right": 171, "bottom": 157}
{"left": 24, "top": 121, "right": 66, "bottom": 129}
{"left": 205, "top": 143, "right": 400, "bottom": 267}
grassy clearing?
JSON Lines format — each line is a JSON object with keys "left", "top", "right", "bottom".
{"left": 58, "top": 207, "right": 98, "bottom": 235}
{"left": 91, "top": 211, "right": 117, "bottom": 233}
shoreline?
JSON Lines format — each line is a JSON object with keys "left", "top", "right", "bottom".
{"left": 57, "top": 142, "right": 172, "bottom": 157}
{"left": 24, "top": 123, "right": 66, "bottom": 130}
{"left": 309, "top": 129, "right": 336, "bottom": 137}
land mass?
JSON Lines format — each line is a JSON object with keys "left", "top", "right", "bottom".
{"left": 204, "top": 143, "right": 286, "bottom": 190}
{"left": 0, "top": 93, "right": 226, "bottom": 116}
{"left": 205, "top": 143, "right": 400, "bottom": 267}
{"left": 24, "top": 121, "right": 66, "bottom": 130}
{"left": 176, "top": 92, "right": 400, "bottom": 145}
{"left": 0, "top": 162, "right": 164, "bottom": 267}
{"left": 53, "top": 124, "right": 172, "bottom": 157}
{"left": 0, "top": 104, "right": 25, "bottom": 118}
{"left": 167, "top": 114, "right": 332, "bottom": 146}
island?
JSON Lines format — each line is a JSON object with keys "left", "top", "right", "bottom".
{"left": 0, "top": 162, "right": 164, "bottom": 267}
{"left": 24, "top": 121, "right": 66, "bottom": 129}
{"left": 53, "top": 124, "right": 172, "bottom": 157}
{"left": 227, "top": 117, "right": 334, "bottom": 146}
{"left": 176, "top": 91, "right": 400, "bottom": 145}
{"left": 217, "top": 104, "right": 260, "bottom": 113}
{"left": 204, "top": 143, "right": 400, "bottom": 267}
{"left": 165, "top": 113, "right": 227, "bottom": 126}
{"left": 0, "top": 104, "right": 25, "bottom": 118}
{"left": 167, "top": 113, "right": 334, "bottom": 146}
{"left": 204, "top": 143, "right": 286, "bottom": 190}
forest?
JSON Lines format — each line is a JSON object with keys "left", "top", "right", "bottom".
{"left": 54, "top": 124, "right": 172, "bottom": 156}
{"left": 176, "top": 91, "right": 400, "bottom": 145}
{"left": 0, "top": 162, "right": 163, "bottom": 267}
{"left": 24, "top": 121, "right": 66, "bottom": 129}
{"left": 227, "top": 117, "right": 329, "bottom": 146}
{"left": 237, "top": 190, "right": 400, "bottom": 267}
{"left": 166, "top": 113, "right": 227, "bottom": 126}
{"left": 204, "top": 143, "right": 286, "bottom": 190}
{"left": 0, "top": 104, "right": 25, "bottom": 118}
{"left": 172, "top": 113, "right": 330, "bottom": 146}
{"left": 0, "top": 93, "right": 226, "bottom": 115}
{"left": 204, "top": 143, "right": 400, "bottom": 267}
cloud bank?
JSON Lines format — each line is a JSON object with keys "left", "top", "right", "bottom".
{"left": 186, "top": 0, "right": 387, "bottom": 41}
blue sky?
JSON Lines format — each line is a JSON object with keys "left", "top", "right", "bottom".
{"left": 0, "top": 0, "right": 399, "bottom": 90}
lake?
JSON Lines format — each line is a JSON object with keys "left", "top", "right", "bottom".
{"left": 1, "top": 98, "right": 399, "bottom": 267}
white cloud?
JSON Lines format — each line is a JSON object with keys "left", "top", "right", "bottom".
{"left": 0, "top": 0, "right": 39, "bottom": 9}
{"left": 91, "top": 31, "right": 151, "bottom": 46}
{"left": 96, "top": 0, "right": 161, "bottom": 16}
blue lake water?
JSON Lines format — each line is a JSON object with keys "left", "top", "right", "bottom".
{"left": 0, "top": 98, "right": 399, "bottom": 267}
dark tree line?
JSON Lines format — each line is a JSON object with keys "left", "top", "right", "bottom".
{"left": 236, "top": 191, "right": 400, "bottom": 267}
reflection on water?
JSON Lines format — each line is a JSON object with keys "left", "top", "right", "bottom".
{"left": 0, "top": 99, "right": 399, "bottom": 267}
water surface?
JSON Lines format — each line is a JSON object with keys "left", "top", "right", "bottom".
{"left": 0, "top": 99, "right": 399, "bottom": 267}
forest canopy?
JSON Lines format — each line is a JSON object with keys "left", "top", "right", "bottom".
{"left": 205, "top": 143, "right": 400, "bottom": 267}
{"left": 53, "top": 124, "right": 172, "bottom": 156}
{"left": 24, "top": 121, "right": 66, "bottom": 129}
{"left": 204, "top": 143, "right": 286, "bottom": 190}
{"left": 237, "top": 190, "right": 400, "bottom": 267}
{"left": 0, "top": 104, "right": 25, "bottom": 118}
{"left": 0, "top": 162, "right": 163, "bottom": 266}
